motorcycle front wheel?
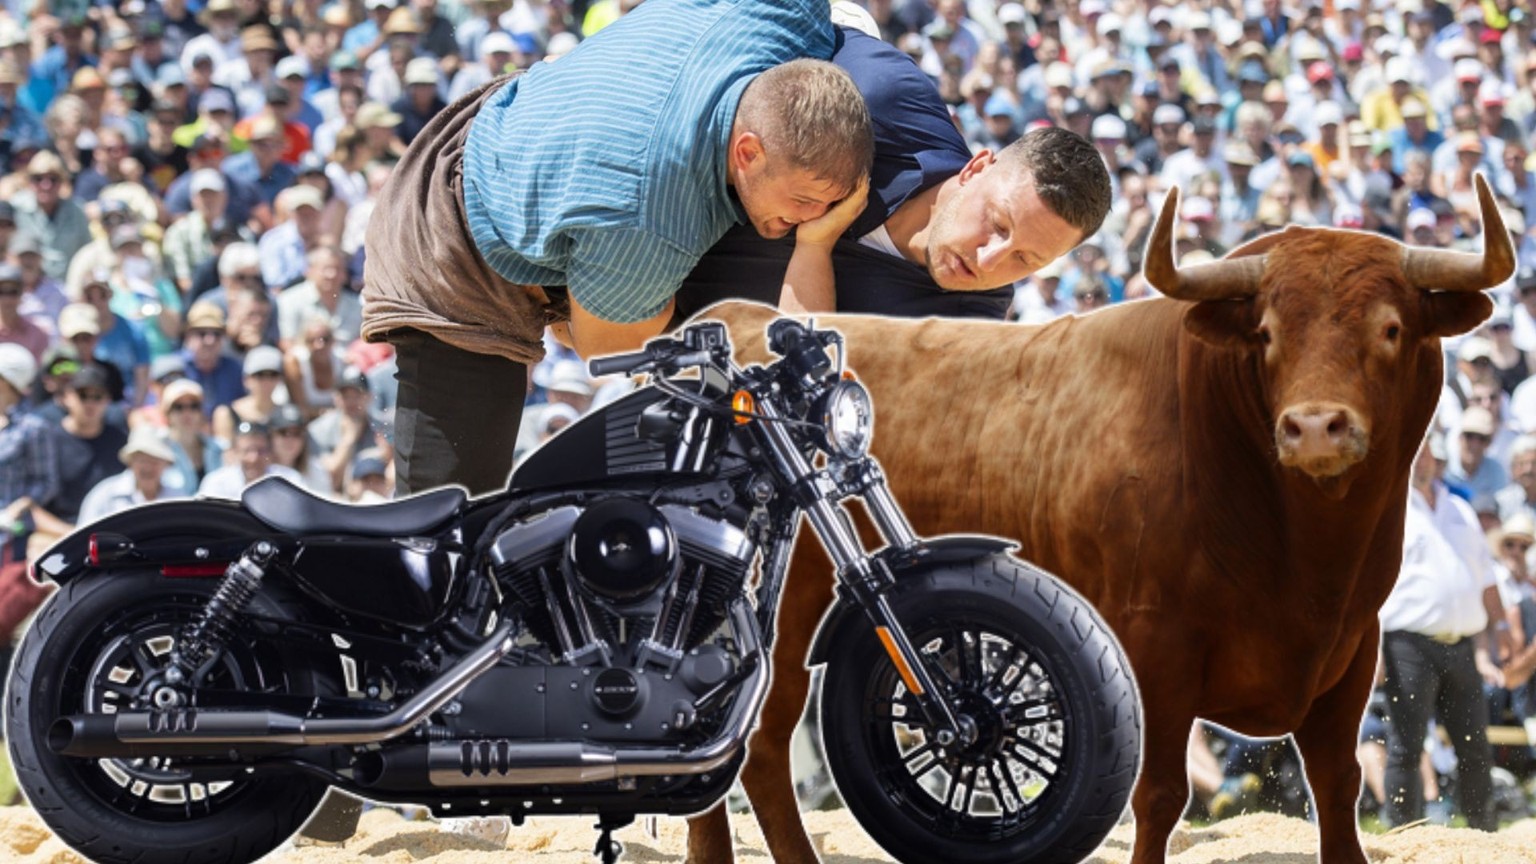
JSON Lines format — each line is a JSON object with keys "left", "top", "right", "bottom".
{"left": 5, "top": 569, "right": 331, "bottom": 864}
{"left": 819, "top": 555, "right": 1140, "bottom": 864}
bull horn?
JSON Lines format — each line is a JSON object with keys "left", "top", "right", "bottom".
{"left": 1143, "top": 186, "right": 1266, "bottom": 302}
{"left": 1400, "top": 173, "right": 1516, "bottom": 292}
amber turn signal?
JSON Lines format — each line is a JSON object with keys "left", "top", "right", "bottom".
{"left": 732, "top": 390, "right": 754, "bottom": 424}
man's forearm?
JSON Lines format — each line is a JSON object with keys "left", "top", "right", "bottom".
{"left": 778, "top": 241, "right": 837, "bottom": 314}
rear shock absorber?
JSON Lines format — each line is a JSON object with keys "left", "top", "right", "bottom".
{"left": 167, "top": 541, "right": 278, "bottom": 685}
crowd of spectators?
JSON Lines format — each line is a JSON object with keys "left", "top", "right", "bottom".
{"left": 3, "top": 0, "right": 1536, "bottom": 828}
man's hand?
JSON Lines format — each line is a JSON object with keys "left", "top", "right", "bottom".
{"left": 793, "top": 176, "right": 870, "bottom": 250}
{"left": 779, "top": 177, "right": 870, "bottom": 314}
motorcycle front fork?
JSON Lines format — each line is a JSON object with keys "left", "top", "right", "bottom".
{"left": 803, "top": 483, "right": 974, "bottom": 748}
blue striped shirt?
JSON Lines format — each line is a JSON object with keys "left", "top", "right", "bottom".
{"left": 461, "top": 0, "right": 835, "bottom": 323}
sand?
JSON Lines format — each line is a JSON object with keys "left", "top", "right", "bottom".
{"left": 2, "top": 804, "right": 1535, "bottom": 864}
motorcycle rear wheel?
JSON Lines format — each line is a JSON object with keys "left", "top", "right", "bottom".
{"left": 5, "top": 569, "right": 330, "bottom": 864}
{"left": 819, "top": 555, "right": 1140, "bottom": 864}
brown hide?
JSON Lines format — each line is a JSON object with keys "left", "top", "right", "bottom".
{"left": 683, "top": 266, "right": 1450, "bottom": 862}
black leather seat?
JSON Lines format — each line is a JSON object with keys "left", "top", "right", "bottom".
{"left": 241, "top": 476, "right": 466, "bottom": 536}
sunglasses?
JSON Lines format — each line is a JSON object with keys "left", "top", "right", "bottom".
{"left": 168, "top": 400, "right": 202, "bottom": 412}
{"left": 74, "top": 390, "right": 109, "bottom": 403}
{"left": 274, "top": 426, "right": 304, "bottom": 438}
{"left": 235, "top": 273, "right": 266, "bottom": 285}
{"left": 190, "top": 329, "right": 223, "bottom": 341}
{"left": 1504, "top": 539, "right": 1533, "bottom": 553}
{"left": 30, "top": 174, "right": 60, "bottom": 185}
{"left": 0, "top": 287, "right": 20, "bottom": 298}
{"left": 1463, "top": 432, "right": 1492, "bottom": 443}
{"left": 249, "top": 370, "right": 281, "bottom": 380}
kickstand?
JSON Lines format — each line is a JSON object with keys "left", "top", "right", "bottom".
{"left": 592, "top": 815, "right": 632, "bottom": 864}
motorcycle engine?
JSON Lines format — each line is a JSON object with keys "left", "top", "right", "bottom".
{"left": 490, "top": 500, "right": 755, "bottom": 661}
{"left": 474, "top": 500, "right": 756, "bottom": 743}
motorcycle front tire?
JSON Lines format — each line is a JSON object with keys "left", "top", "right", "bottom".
{"left": 819, "top": 555, "right": 1140, "bottom": 864}
{"left": 5, "top": 569, "right": 331, "bottom": 864}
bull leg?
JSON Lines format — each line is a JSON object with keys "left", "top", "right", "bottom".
{"left": 684, "top": 538, "right": 835, "bottom": 864}
{"left": 683, "top": 804, "right": 734, "bottom": 864}
{"left": 1128, "top": 705, "right": 1194, "bottom": 864}
{"left": 1290, "top": 630, "right": 1376, "bottom": 864}
{"left": 737, "top": 655, "right": 820, "bottom": 864}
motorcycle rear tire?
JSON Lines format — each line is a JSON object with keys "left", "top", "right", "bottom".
{"left": 819, "top": 555, "right": 1140, "bottom": 864}
{"left": 5, "top": 569, "right": 330, "bottom": 864}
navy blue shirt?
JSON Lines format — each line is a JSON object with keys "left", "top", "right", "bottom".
{"left": 220, "top": 152, "right": 297, "bottom": 207}
{"left": 163, "top": 167, "right": 262, "bottom": 226}
{"left": 677, "top": 27, "right": 1010, "bottom": 321}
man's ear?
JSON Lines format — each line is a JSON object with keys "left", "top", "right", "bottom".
{"left": 957, "top": 149, "right": 997, "bottom": 185}
{"left": 1423, "top": 291, "right": 1493, "bottom": 338}
{"left": 729, "top": 131, "right": 766, "bottom": 175}
{"left": 1183, "top": 298, "right": 1258, "bottom": 349}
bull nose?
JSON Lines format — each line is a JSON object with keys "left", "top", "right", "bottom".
{"left": 1276, "top": 404, "right": 1367, "bottom": 476}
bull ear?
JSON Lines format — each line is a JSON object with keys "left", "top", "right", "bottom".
{"left": 1423, "top": 291, "right": 1493, "bottom": 338}
{"left": 1183, "top": 299, "right": 1258, "bottom": 349}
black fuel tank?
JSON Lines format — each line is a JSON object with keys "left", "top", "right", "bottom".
{"left": 287, "top": 535, "right": 459, "bottom": 629}
{"left": 510, "top": 388, "right": 722, "bottom": 491}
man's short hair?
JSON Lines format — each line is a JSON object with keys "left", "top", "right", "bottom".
{"left": 736, "top": 58, "right": 873, "bottom": 193}
{"left": 995, "top": 125, "right": 1112, "bottom": 241}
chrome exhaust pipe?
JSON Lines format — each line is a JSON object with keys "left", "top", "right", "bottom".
{"left": 357, "top": 601, "right": 769, "bottom": 789}
{"left": 50, "top": 618, "right": 519, "bottom": 758}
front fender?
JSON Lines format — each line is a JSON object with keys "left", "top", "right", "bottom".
{"left": 35, "top": 498, "right": 274, "bottom": 584}
{"left": 804, "top": 536, "right": 1015, "bottom": 667}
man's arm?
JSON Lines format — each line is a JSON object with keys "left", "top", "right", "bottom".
{"left": 778, "top": 177, "right": 869, "bottom": 314}
{"left": 566, "top": 292, "right": 677, "bottom": 360}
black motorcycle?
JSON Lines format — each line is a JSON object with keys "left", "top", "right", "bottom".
{"left": 5, "top": 318, "right": 1139, "bottom": 864}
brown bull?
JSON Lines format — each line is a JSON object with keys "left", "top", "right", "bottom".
{"left": 683, "top": 175, "right": 1514, "bottom": 863}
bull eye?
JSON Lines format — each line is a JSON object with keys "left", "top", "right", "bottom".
{"left": 1257, "top": 326, "right": 1272, "bottom": 346}
{"left": 1385, "top": 324, "right": 1401, "bottom": 341}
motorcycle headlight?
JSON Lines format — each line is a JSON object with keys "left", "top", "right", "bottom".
{"left": 819, "top": 380, "right": 874, "bottom": 458}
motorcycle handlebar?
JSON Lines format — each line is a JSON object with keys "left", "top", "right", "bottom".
{"left": 589, "top": 347, "right": 717, "bottom": 378}
{"left": 589, "top": 351, "right": 653, "bottom": 377}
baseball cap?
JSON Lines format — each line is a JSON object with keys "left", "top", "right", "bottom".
{"left": 1313, "top": 101, "right": 1343, "bottom": 127}
{"left": 1181, "top": 196, "right": 1214, "bottom": 223}
{"left": 190, "top": 168, "right": 226, "bottom": 195}
{"left": 1237, "top": 60, "right": 1269, "bottom": 84}
{"left": 330, "top": 50, "right": 361, "bottom": 71}
{"left": 1306, "top": 61, "right": 1333, "bottom": 84}
{"left": 119, "top": 426, "right": 175, "bottom": 464}
{"left": 1479, "top": 27, "right": 1502, "bottom": 44}
{"left": 546, "top": 359, "right": 593, "bottom": 396}
{"left": 1406, "top": 207, "right": 1437, "bottom": 232}
{"left": 998, "top": 3, "right": 1026, "bottom": 26}
{"left": 186, "top": 300, "right": 226, "bottom": 331}
{"left": 352, "top": 449, "right": 388, "bottom": 479}
{"left": 109, "top": 224, "right": 143, "bottom": 250}
{"left": 355, "top": 102, "right": 403, "bottom": 129}
{"left": 1479, "top": 80, "right": 1506, "bottom": 106}
{"left": 59, "top": 303, "right": 101, "bottom": 338}
{"left": 338, "top": 365, "right": 369, "bottom": 391}
{"left": 983, "top": 94, "right": 1014, "bottom": 119}
{"left": 1455, "top": 58, "right": 1485, "bottom": 81}
{"left": 0, "top": 343, "right": 36, "bottom": 393}
{"left": 1400, "top": 98, "right": 1428, "bottom": 119}
{"left": 1152, "top": 103, "right": 1185, "bottom": 126}
{"left": 1456, "top": 131, "right": 1485, "bottom": 154}
{"left": 1384, "top": 56, "right": 1412, "bottom": 84}
{"left": 269, "top": 402, "right": 305, "bottom": 430}
{"left": 1091, "top": 113, "right": 1126, "bottom": 140}
{"left": 247, "top": 114, "right": 283, "bottom": 140}
{"left": 275, "top": 56, "right": 309, "bottom": 81}
{"left": 243, "top": 345, "right": 284, "bottom": 376}
{"left": 0, "top": 262, "right": 23, "bottom": 285}
{"left": 67, "top": 365, "right": 111, "bottom": 393}
{"left": 403, "top": 57, "right": 439, "bottom": 86}
{"left": 1223, "top": 141, "right": 1259, "bottom": 166}
{"left": 1044, "top": 62, "right": 1074, "bottom": 90}
{"left": 297, "top": 151, "right": 326, "bottom": 176}
{"left": 481, "top": 31, "right": 515, "bottom": 56}
{"left": 150, "top": 353, "right": 185, "bottom": 382}
{"left": 1461, "top": 406, "right": 1497, "bottom": 437}
{"left": 1333, "top": 204, "right": 1364, "bottom": 228}
{"left": 277, "top": 184, "right": 324, "bottom": 212}
{"left": 161, "top": 379, "right": 204, "bottom": 410}
{"left": 199, "top": 90, "right": 235, "bottom": 114}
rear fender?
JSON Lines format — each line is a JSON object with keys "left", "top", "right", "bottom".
{"left": 804, "top": 536, "right": 1014, "bottom": 667}
{"left": 34, "top": 498, "right": 277, "bottom": 585}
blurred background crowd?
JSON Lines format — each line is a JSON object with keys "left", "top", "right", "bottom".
{"left": 1, "top": 0, "right": 1536, "bottom": 832}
